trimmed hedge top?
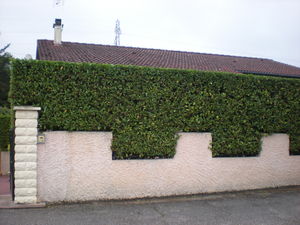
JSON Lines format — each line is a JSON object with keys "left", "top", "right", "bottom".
{"left": 10, "top": 60, "right": 300, "bottom": 158}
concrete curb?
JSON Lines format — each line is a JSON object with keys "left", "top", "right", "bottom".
{"left": 0, "top": 195, "right": 46, "bottom": 209}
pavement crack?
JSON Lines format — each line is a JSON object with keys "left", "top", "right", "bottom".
{"left": 152, "top": 205, "right": 165, "bottom": 217}
{"left": 151, "top": 205, "right": 169, "bottom": 225}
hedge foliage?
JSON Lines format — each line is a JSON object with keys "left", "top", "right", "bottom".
{"left": 0, "top": 109, "right": 10, "bottom": 151}
{"left": 10, "top": 60, "right": 300, "bottom": 158}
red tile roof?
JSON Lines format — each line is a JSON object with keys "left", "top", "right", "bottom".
{"left": 36, "top": 39, "right": 300, "bottom": 78}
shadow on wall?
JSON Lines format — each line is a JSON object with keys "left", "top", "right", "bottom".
{"left": 37, "top": 132, "right": 300, "bottom": 203}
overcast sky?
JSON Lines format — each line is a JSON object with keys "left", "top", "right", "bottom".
{"left": 1, "top": 0, "right": 300, "bottom": 67}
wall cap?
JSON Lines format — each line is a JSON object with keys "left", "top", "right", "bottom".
{"left": 14, "top": 106, "right": 41, "bottom": 111}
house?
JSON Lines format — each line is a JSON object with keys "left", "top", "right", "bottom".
{"left": 36, "top": 19, "right": 300, "bottom": 78}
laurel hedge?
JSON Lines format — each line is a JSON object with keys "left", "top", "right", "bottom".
{"left": 10, "top": 59, "right": 300, "bottom": 158}
{"left": 0, "top": 111, "right": 10, "bottom": 151}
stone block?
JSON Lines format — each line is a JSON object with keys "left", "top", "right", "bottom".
{"left": 15, "top": 153, "right": 37, "bottom": 162}
{"left": 15, "top": 136, "right": 37, "bottom": 145}
{"left": 15, "top": 162, "right": 37, "bottom": 171}
{"left": 15, "top": 179, "right": 37, "bottom": 188}
{"left": 15, "top": 119, "right": 38, "bottom": 128}
{"left": 15, "top": 188, "right": 37, "bottom": 196}
{"left": 14, "top": 196, "right": 37, "bottom": 204}
{"left": 16, "top": 111, "right": 38, "bottom": 119}
{"left": 14, "top": 106, "right": 41, "bottom": 111}
{"left": 15, "top": 145, "right": 37, "bottom": 153}
{"left": 15, "top": 171, "right": 37, "bottom": 179}
{"left": 15, "top": 128, "right": 38, "bottom": 136}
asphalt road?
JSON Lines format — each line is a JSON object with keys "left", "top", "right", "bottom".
{"left": 1, "top": 187, "right": 300, "bottom": 225}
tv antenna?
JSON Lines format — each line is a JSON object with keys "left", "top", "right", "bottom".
{"left": 114, "top": 19, "right": 121, "bottom": 46}
{"left": 53, "top": 0, "right": 64, "bottom": 7}
{"left": 53, "top": 0, "right": 64, "bottom": 18}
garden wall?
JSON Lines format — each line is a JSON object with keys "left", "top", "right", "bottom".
{"left": 0, "top": 151, "right": 10, "bottom": 175}
{"left": 37, "top": 132, "right": 300, "bottom": 202}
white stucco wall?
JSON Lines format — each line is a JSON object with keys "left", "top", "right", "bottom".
{"left": 37, "top": 132, "right": 300, "bottom": 202}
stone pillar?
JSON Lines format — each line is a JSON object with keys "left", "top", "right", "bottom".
{"left": 14, "top": 106, "right": 41, "bottom": 204}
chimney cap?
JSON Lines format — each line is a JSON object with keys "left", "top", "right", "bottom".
{"left": 53, "top": 18, "right": 62, "bottom": 27}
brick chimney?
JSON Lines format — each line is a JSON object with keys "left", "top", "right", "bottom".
{"left": 53, "top": 19, "right": 63, "bottom": 45}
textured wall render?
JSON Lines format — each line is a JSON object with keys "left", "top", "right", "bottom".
{"left": 37, "top": 132, "right": 300, "bottom": 202}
